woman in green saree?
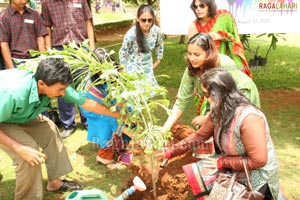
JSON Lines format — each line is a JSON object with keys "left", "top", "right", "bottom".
{"left": 188, "top": 0, "right": 251, "bottom": 78}
{"left": 162, "top": 33, "right": 260, "bottom": 134}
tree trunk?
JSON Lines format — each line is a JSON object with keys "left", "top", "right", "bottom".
{"left": 86, "top": 0, "right": 97, "bottom": 43}
{"left": 179, "top": 35, "right": 185, "bottom": 44}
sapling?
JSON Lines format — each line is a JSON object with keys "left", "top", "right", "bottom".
{"left": 19, "top": 41, "right": 173, "bottom": 198}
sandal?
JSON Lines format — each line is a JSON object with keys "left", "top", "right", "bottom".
{"left": 51, "top": 180, "right": 84, "bottom": 192}
{"left": 106, "top": 162, "right": 127, "bottom": 170}
{"left": 96, "top": 156, "right": 114, "bottom": 165}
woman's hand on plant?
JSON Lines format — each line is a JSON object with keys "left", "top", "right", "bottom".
{"left": 155, "top": 150, "right": 165, "bottom": 161}
{"left": 159, "top": 126, "right": 168, "bottom": 136}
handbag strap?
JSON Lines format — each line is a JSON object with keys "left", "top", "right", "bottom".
{"left": 242, "top": 158, "right": 254, "bottom": 191}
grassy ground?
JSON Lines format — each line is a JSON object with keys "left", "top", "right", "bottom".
{"left": 0, "top": 18, "right": 299, "bottom": 199}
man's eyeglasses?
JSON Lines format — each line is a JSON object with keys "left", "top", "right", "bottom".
{"left": 193, "top": 3, "right": 207, "bottom": 10}
{"left": 140, "top": 18, "right": 154, "bottom": 23}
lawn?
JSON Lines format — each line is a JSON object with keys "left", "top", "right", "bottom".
{"left": 0, "top": 30, "right": 300, "bottom": 199}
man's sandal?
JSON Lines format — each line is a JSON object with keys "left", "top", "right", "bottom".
{"left": 50, "top": 180, "right": 84, "bottom": 192}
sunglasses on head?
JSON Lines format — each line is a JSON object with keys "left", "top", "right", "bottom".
{"left": 140, "top": 18, "right": 154, "bottom": 23}
{"left": 188, "top": 33, "right": 210, "bottom": 46}
{"left": 193, "top": 3, "right": 207, "bottom": 9}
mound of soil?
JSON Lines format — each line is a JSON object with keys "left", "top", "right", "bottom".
{"left": 125, "top": 121, "right": 198, "bottom": 200}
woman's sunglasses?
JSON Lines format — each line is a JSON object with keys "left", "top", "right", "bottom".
{"left": 140, "top": 18, "right": 154, "bottom": 23}
{"left": 193, "top": 3, "right": 207, "bottom": 10}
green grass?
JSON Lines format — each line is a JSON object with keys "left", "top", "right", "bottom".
{"left": 245, "top": 34, "right": 300, "bottom": 90}
{"left": 91, "top": 5, "right": 136, "bottom": 30}
{"left": 92, "top": 10, "right": 135, "bottom": 30}
{"left": 1, "top": 31, "right": 300, "bottom": 199}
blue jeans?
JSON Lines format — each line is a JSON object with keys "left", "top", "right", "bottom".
{"left": 53, "top": 45, "right": 88, "bottom": 129}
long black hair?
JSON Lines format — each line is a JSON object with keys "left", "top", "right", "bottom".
{"left": 135, "top": 4, "right": 155, "bottom": 53}
{"left": 200, "top": 68, "right": 252, "bottom": 131}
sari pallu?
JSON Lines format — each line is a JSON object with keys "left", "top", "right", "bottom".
{"left": 194, "top": 9, "right": 252, "bottom": 78}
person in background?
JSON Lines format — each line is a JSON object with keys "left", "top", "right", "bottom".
{"left": 28, "top": 0, "right": 37, "bottom": 9}
{"left": 111, "top": 0, "right": 116, "bottom": 13}
{"left": 95, "top": 0, "right": 101, "bottom": 13}
{"left": 0, "top": 48, "right": 4, "bottom": 70}
{"left": 188, "top": 0, "right": 251, "bottom": 78}
{"left": 162, "top": 33, "right": 260, "bottom": 133}
{"left": 79, "top": 48, "right": 132, "bottom": 169}
{"left": 0, "top": 57, "right": 120, "bottom": 200}
{"left": 158, "top": 68, "right": 280, "bottom": 200}
{"left": 119, "top": 4, "right": 164, "bottom": 90}
{"left": 41, "top": 0, "right": 95, "bottom": 138}
{"left": 0, "top": 0, "right": 47, "bottom": 69}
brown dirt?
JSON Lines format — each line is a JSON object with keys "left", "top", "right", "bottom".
{"left": 94, "top": 25, "right": 132, "bottom": 46}
{"left": 124, "top": 121, "right": 198, "bottom": 200}
{"left": 259, "top": 89, "right": 300, "bottom": 109}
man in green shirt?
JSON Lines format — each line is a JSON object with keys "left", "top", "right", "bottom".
{"left": 0, "top": 58, "right": 120, "bottom": 200}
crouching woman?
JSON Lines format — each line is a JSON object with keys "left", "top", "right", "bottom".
{"left": 79, "top": 48, "right": 132, "bottom": 168}
{"left": 159, "top": 68, "right": 280, "bottom": 199}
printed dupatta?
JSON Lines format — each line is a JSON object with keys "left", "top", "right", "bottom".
{"left": 85, "top": 78, "right": 108, "bottom": 100}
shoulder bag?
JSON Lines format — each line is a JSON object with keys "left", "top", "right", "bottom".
{"left": 208, "top": 158, "right": 265, "bottom": 200}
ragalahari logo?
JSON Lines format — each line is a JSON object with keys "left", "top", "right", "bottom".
{"left": 258, "top": 1, "right": 298, "bottom": 12}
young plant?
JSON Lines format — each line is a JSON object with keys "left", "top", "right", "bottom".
{"left": 19, "top": 40, "right": 173, "bottom": 153}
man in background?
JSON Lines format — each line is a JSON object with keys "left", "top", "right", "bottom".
{"left": 0, "top": 0, "right": 47, "bottom": 69}
{"left": 41, "top": 0, "right": 95, "bottom": 138}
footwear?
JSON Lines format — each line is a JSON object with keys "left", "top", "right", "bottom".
{"left": 96, "top": 155, "right": 114, "bottom": 165}
{"left": 106, "top": 162, "right": 126, "bottom": 170}
{"left": 50, "top": 180, "right": 84, "bottom": 192}
{"left": 60, "top": 128, "right": 75, "bottom": 139}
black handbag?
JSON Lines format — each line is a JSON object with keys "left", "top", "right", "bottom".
{"left": 208, "top": 158, "right": 265, "bottom": 200}
{"left": 47, "top": 107, "right": 62, "bottom": 128}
